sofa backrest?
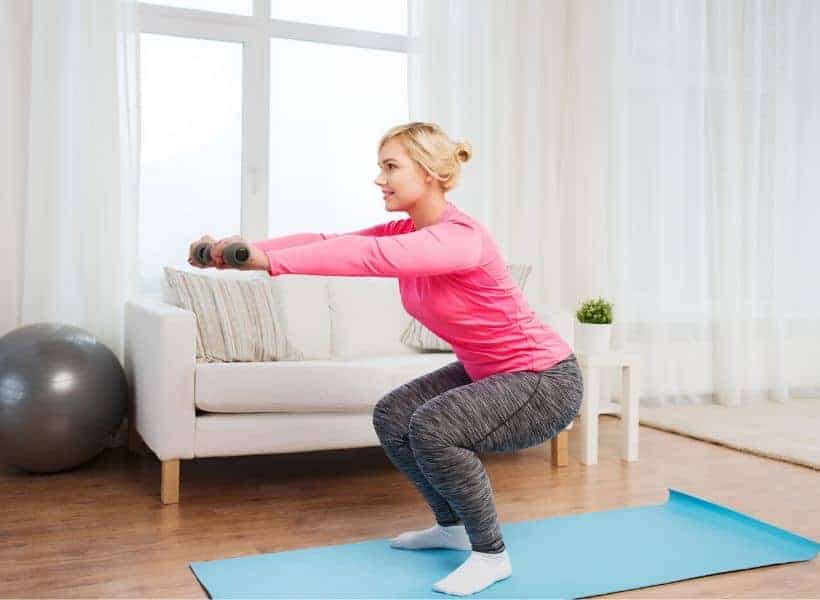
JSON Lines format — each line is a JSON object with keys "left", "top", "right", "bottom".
{"left": 159, "top": 270, "right": 571, "bottom": 361}
{"left": 325, "top": 276, "right": 417, "bottom": 358}
{"left": 277, "top": 275, "right": 563, "bottom": 359}
{"left": 273, "top": 275, "right": 333, "bottom": 359}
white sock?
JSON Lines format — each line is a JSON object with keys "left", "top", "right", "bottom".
{"left": 389, "top": 522, "right": 472, "bottom": 551}
{"left": 432, "top": 549, "right": 512, "bottom": 596}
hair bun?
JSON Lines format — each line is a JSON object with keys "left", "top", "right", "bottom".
{"left": 455, "top": 141, "right": 472, "bottom": 163}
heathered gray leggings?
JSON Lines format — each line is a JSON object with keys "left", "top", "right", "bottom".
{"left": 372, "top": 353, "right": 583, "bottom": 554}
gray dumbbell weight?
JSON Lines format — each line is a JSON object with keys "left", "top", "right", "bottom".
{"left": 223, "top": 242, "right": 251, "bottom": 267}
{"left": 191, "top": 242, "right": 212, "bottom": 266}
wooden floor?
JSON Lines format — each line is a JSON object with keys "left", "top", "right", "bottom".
{"left": 1, "top": 415, "right": 818, "bottom": 598}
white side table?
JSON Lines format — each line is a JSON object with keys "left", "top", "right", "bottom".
{"left": 573, "top": 350, "right": 640, "bottom": 465}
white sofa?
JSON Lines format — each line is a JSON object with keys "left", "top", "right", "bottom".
{"left": 124, "top": 273, "right": 576, "bottom": 504}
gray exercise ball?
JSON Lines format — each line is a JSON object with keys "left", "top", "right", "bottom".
{"left": 0, "top": 322, "right": 127, "bottom": 473}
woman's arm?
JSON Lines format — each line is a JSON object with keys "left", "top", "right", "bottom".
{"left": 250, "top": 219, "right": 407, "bottom": 253}
{"left": 258, "top": 219, "right": 484, "bottom": 278}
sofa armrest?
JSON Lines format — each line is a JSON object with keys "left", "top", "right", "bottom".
{"left": 531, "top": 303, "right": 575, "bottom": 349}
{"left": 124, "top": 296, "right": 196, "bottom": 460}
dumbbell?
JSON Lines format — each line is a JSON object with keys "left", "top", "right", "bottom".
{"left": 191, "top": 242, "right": 251, "bottom": 268}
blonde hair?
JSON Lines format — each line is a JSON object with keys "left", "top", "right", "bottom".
{"left": 378, "top": 121, "right": 472, "bottom": 192}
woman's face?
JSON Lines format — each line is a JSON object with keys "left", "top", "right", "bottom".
{"left": 375, "top": 138, "right": 431, "bottom": 212}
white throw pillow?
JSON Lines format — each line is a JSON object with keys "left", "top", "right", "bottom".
{"left": 327, "top": 276, "right": 417, "bottom": 359}
{"left": 400, "top": 263, "right": 533, "bottom": 351}
{"left": 272, "top": 274, "right": 332, "bottom": 359}
{"left": 163, "top": 266, "right": 304, "bottom": 363}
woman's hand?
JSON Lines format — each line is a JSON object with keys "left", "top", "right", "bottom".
{"left": 210, "top": 235, "right": 270, "bottom": 272}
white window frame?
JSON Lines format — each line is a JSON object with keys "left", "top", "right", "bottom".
{"left": 137, "top": 0, "right": 407, "bottom": 241}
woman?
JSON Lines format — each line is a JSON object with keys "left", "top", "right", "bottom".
{"left": 190, "top": 122, "right": 583, "bottom": 597}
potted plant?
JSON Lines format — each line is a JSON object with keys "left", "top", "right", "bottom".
{"left": 575, "top": 297, "right": 614, "bottom": 353}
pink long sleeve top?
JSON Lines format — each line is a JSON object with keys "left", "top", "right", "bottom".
{"left": 251, "top": 201, "right": 572, "bottom": 381}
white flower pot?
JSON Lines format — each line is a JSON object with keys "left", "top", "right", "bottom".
{"left": 575, "top": 322, "right": 611, "bottom": 354}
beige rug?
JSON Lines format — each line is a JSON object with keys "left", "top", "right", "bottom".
{"left": 639, "top": 398, "right": 820, "bottom": 470}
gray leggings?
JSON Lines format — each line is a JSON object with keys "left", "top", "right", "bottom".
{"left": 372, "top": 353, "right": 583, "bottom": 554}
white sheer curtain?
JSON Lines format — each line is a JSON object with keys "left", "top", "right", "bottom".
{"left": 0, "top": 1, "right": 31, "bottom": 339}
{"left": 407, "top": 0, "right": 611, "bottom": 313}
{"left": 14, "top": 0, "right": 140, "bottom": 363}
{"left": 408, "top": 0, "right": 820, "bottom": 409}
{"left": 607, "top": 0, "right": 820, "bottom": 407}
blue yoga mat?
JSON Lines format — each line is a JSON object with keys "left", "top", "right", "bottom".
{"left": 190, "top": 488, "right": 819, "bottom": 599}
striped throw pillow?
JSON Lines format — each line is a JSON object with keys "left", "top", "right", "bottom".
{"left": 163, "top": 267, "right": 303, "bottom": 363}
{"left": 400, "top": 263, "right": 533, "bottom": 352}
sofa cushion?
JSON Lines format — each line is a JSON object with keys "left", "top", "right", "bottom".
{"left": 326, "top": 276, "right": 418, "bottom": 358}
{"left": 194, "top": 353, "right": 459, "bottom": 414}
{"left": 162, "top": 268, "right": 333, "bottom": 361}
{"left": 272, "top": 275, "right": 332, "bottom": 359}
{"left": 161, "top": 267, "right": 255, "bottom": 308}
{"left": 163, "top": 266, "right": 301, "bottom": 363}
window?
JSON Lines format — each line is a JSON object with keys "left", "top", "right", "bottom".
{"left": 141, "top": 0, "right": 252, "bottom": 16}
{"left": 137, "top": 1, "right": 408, "bottom": 294}
{"left": 138, "top": 34, "right": 243, "bottom": 291}
{"left": 270, "top": 0, "right": 406, "bottom": 35}
{"left": 268, "top": 37, "right": 407, "bottom": 235}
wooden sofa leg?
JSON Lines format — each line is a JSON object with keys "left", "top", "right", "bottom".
{"left": 161, "top": 459, "right": 180, "bottom": 504}
{"left": 551, "top": 430, "right": 569, "bottom": 467}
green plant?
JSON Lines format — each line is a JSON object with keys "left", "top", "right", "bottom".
{"left": 576, "top": 297, "right": 613, "bottom": 324}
